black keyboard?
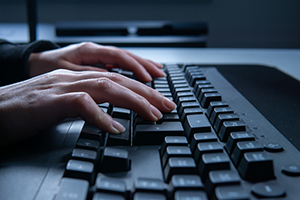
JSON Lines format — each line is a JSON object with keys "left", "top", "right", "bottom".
{"left": 54, "top": 64, "right": 300, "bottom": 200}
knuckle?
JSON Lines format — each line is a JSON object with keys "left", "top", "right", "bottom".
{"left": 107, "top": 72, "right": 123, "bottom": 82}
{"left": 69, "top": 92, "right": 92, "bottom": 109}
{"left": 97, "top": 77, "right": 114, "bottom": 91}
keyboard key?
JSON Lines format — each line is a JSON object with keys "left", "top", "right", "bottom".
{"left": 198, "top": 88, "right": 218, "bottom": 103}
{"left": 170, "top": 174, "right": 204, "bottom": 191}
{"left": 134, "top": 122, "right": 184, "bottom": 145}
{"left": 164, "top": 157, "right": 197, "bottom": 182}
{"left": 107, "top": 118, "right": 131, "bottom": 146}
{"left": 238, "top": 151, "right": 275, "bottom": 182}
{"left": 160, "top": 136, "right": 189, "bottom": 157}
{"left": 64, "top": 160, "right": 94, "bottom": 183}
{"left": 198, "top": 153, "right": 230, "bottom": 180}
{"left": 174, "top": 191, "right": 208, "bottom": 200}
{"left": 201, "top": 93, "right": 222, "bottom": 108}
{"left": 181, "top": 107, "right": 203, "bottom": 123}
{"left": 133, "top": 192, "right": 167, "bottom": 200}
{"left": 251, "top": 182, "right": 285, "bottom": 198}
{"left": 206, "top": 101, "right": 229, "bottom": 119}
{"left": 71, "top": 148, "right": 98, "bottom": 162}
{"left": 134, "top": 177, "right": 166, "bottom": 193}
{"left": 112, "top": 107, "right": 131, "bottom": 119}
{"left": 214, "top": 185, "right": 249, "bottom": 200}
{"left": 178, "top": 101, "right": 200, "bottom": 116}
{"left": 96, "top": 175, "right": 126, "bottom": 196}
{"left": 157, "top": 113, "right": 180, "bottom": 124}
{"left": 162, "top": 146, "right": 192, "bottom": 168}
{"left": 193, "top": 142, "right": 223, "bottom": 163}
{"left": 218, "top": 121, "right": 246, "bottom": 142}
{"left": 93, "top": 192, "right": 125, "bottom": 200}
{"left": 76, "top": 138, "right": 100, "bottom": 151}
{"left": 282, "top": 164, "right": 300, "bottom": 176}
{"left": 231, "top": 141, "right": 263, "bottom": 166}
{"left": 194, "top": 84, "right": 214, "bottom": 98}
{"left": 99, "top": 147, "right": 131, "bottom": 173}
{"left": 209, "top": 107, "right": 234, "bottom": 125}
{"left": 55, "top": 178, "right": 89, "bottom": 200}
{"left": 190, "top": 132, "right": 218, "bottom": 153}
{"left": 214, "top": 113, "right": 240, "bottom": 133}
{"left": 224, "top": 131, "right": 255, "bottom": 155}
{"left": 205, "top": 170, "right": 240, "bottom": 195}
{"left": 183, "top": 114, "right": 211, "bottom": 141}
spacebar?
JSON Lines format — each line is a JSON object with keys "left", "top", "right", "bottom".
{"left": 134, "top": 121, "right": 184, "bottom": 145}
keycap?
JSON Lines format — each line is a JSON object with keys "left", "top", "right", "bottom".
{"left": 251, "top": 182, "right": 285, "bottom": 198}
{"left": 174, "top": 191, "right": 208, "bottom": 200}
{"left": 218, "top": 121, "right": 246, "bottom": 142}
{"left": 214, "top": 113, "right": 240, "bottom": 133}
{"left": 133, "top": 192, "right": 167, "bottom": 200}
{"left": 99, "top": 147, "right": 131, "bottom": 173}
{"left": 183, "top": 114, "right": 211, "bottom": 141}
{"left": 206, "top": 101, "right": 229, "bottom": 119}
{"left": 224, "top": 132, "right": 255, "bottom": 155}
{"left": 198, "top": 88, "right": 218, "bottom": 103}
{"left": 93, "top": 192, "right": 125, "bottom": 200}
{"left": 164, "top": 157, "right": 197, "bottom": 182}
{"left": 209, "top": 107, "right": 234, "bottom": 125}
{"left": 174, "top": 91, "right": 194, "bottom": 103}
{"left": 198, "top": 153, "right": 230, "bottom": 180}
{"left": 112, "top": 107, "right": 131, "bottom": 119}
{"left": 181, "top": 107, "right": 203, "bottom": 123}
{"left": 193, "top": 142, "right": 223, "bottom": 163}
{"left": 201, "top": 93, "right": 222, "bottom": 108}
{"left": 238, "top": 151, "right": 275, "bottom": 182}
{"left": 71, "top": 148, "right": 98, "bottom": 162}
{"left": 170, "top": 174, "right": 204, "bottom": 191}
{"left": 178, "top": 101, "right": 200, "bottom": 116}
{"left": 190, "top": 132, "right": 218, "bottom": 153}
{"left": 194, "top": 84, "right": 214, "bottom": 98}
{"left": 55, "top": 178, "right": 89, "bottom": 200}
{"left": 205, "top": 170, "right": 241, "bottom": 195}
{"left": 107, "top": 118, "right": 131, "bottom": 146}
{"left": 189, "top": 74, "right": 206, "bottom": 87}
{"left": 76, "top": 138, "right": 100, "bottom": 151}
{"left": 282, "top": 164, "right": 300, "bottom": 176}
{"left": 162, "top": 146, "right": 192, "bottom": 168}
{"left": 231, "top": 141, "right": 263, "bottom": 166}
{"left": 157, "top": 113, "right": 180, "bottom": 124}
{"left": 64, "top": 160, "right": 94, "bottom": 183}
{"left": 96, "top": 175, "right": 126, "bottom": 196}
{"left": 214, "top": 185, "right": 249, "bottom": 200}
{"left": 134, "top": 122, "right": 184, "bottom": 145}
{"left": 160, "top": 136, "right": 189, "bottom": 157}
{"left": 134, "top": 177, "right": 166, "bottom": 193}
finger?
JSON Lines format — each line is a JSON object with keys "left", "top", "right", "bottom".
{"left": 57, "top": 92, "right": 125, "bottom": 134}
{"left": 64, "top": 71, "right": 176, "bottom": 113}
{"left": 60, "top": 77, "right": 164, "bottom": 121}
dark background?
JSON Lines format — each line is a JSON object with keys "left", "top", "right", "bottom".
{"left": 1, "top": 0, "right": 300, "bottom": 48}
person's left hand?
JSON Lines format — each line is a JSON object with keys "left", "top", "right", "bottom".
{"left": 28, "top": 42, "right": 166, "bottom": 82}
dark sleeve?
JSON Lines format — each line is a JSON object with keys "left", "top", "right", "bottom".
{"left": 0, "top": 39, "right": 60, "bottom": 86}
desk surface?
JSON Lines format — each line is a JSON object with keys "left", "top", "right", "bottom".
{"left": 1, "top": 23, "right": 299, "bottom": 81}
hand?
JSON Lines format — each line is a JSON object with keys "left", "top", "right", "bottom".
{"left": 0, "top": 69, "right": 176, "bottom": 147}
{"left": 28, "top": 42, "right": 166, "bottom": 82}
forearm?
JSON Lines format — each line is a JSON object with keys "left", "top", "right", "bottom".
{"left": 0, "top": 39, "right": 59, "bottom": 86}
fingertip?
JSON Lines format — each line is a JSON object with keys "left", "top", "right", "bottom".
{"left": 110, "top": 119, "right": 126, "bottom": 134}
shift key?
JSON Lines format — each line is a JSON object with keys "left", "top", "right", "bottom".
{"left": 134, "top": 121, "right": 184, "bottom": 145}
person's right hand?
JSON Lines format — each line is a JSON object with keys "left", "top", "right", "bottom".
{"left": 0, "top": 69, "right": 176, "bottom": 147}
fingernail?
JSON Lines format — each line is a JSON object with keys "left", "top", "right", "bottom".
{"left": 151, "top": 105, "right": 163, "bottom": 121}
{"left": 111, "top": 120, "right": 125, "bottom": 134}
{"left": 163, "top": 97, "right": 176, "bottom": 111}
